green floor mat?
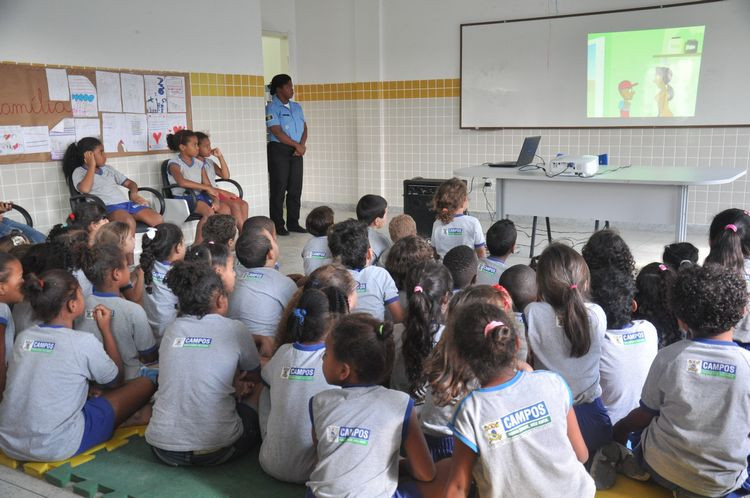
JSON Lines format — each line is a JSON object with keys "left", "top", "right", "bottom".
{"left": 44, "top": 437, "right": 305, "bottom": 498}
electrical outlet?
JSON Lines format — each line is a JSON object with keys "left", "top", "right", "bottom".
{"left": 483, "top": 180, "right": 492, "bottom": 188}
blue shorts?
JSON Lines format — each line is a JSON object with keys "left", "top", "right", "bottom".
{"left": 573, "top": 397, "right": 613, "bottom": 465}
{"left": 177, "top": 193, "right": 212, "bottom": 212}
{"left": 424, "top": 433, "right": 454, "bottom": 461}
{"left": 75, "top": 397, "right": 116, "bottom": 455}
{"left": 106, "top": 201, "right": 148, "bottom": 215}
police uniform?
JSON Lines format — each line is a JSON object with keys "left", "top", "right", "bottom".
{"left": 266, "top": 94, "right": 306, "bottom": 231}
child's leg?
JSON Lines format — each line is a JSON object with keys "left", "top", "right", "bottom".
{"left": 226, "top": 198, "right": 248, "bottom": 230}
{"left": 100, "top": 377, "right": 156, "bottom": 427}
{"left": 134, "top": 207, "right": 163, "bottom": 227}
{"left": 412, "top": 458, "right": 452, "bottom": 498}
{"left": 573, "top": 398, "right": 613, "bottom": 467}
{"left": 108, "top": 209, "right": 136, "bottom": 235}
{"left": 192, "top": 201, "right": 214, "bottom": 245}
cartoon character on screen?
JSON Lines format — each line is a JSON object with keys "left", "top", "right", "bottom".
{"left": 654, "top": 67, "right": 674, "bottom": 117}
{"left": 617, "top": 80, "right": 637, "bottom": 118}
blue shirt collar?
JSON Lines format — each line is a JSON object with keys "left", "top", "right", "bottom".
{"left": 475, "top": 370, "right": 523, "bottom": 392}
{"left": 293, "top": 341, "right": 326, "bottom": 351}
{"left": 487, "top": 255, "right": 507, "bottom": 264}
{"left": 39, "top": 324, "right": 65, "bottom": 329}
{"left": 342, "top": 383, "right": 377, "bottom": 389}
{"left": 692, "top": 338, "right": 738, "bottom": 347}
{"left": 92, "top": 289, "right": 118, "bottom": 298}
{"left": 273, "top": 94, "right": 291, "bottom": 107}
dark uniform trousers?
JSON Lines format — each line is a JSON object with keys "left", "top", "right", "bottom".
{"left": 267, "top": 141, "right": 303, "bottom": 230}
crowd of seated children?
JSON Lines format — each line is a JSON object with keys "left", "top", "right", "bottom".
{"left": 3, "top": 171, "right": 750, "bottom": 498}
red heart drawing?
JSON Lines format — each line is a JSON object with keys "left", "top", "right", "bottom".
{"left": 12, "top": 143, "right": 19, "bottom": 150}
{"left": 3, "top": 134, "right": 10, "bottom": 140}
{"left": 152, "top": 132, "right": 162, "bottom": 143}
{"left": 172, "top": 126, "right": 184, "bottom": 133}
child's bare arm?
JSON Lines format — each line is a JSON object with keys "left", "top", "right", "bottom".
{"left": 387, "top": 301, "right": 404, "bottom": 323}
{"left": 444, "top": 438, "right": 476, "bottom": 497}
{"left": 613, "top": 407, "right": 655, "bottom": 445}
{"left": 566, "top": 408, "right": 589, "bottom": 463}
{"left": 401, "top": 409, "right": 436, "bottom": 482}
{"left": 475, "top": 246, "right": 487, "bottom": 259}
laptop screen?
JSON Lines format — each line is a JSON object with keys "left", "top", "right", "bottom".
{"left": 516, "top": 136, "right": 541, "bottom": 166}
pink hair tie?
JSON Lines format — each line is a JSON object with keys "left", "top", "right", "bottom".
{"left": 725, "top": 224, "right": 738, "bottom": 233}
{"left": 413, "top": 285, "right": 423, "bottom": 293}
{"left": 569, "top": 284, "right": 578, "bottom": 290}
{"left": 484, "top": 320, "right": 504, "bottom": 337}
{"left": 658, "top": 264, "right": 668, "bottom": 271}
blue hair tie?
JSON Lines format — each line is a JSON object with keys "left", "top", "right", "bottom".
{"left": 293, "top": 308, "right": 307, "bottom": 325}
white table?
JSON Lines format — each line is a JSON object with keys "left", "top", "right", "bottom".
{"left": 454, "top": 165, "right": 747, "bottom": 242}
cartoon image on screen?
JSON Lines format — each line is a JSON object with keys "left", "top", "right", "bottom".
{"left": 587, "top": 26, "right": 705, "bottom": 118}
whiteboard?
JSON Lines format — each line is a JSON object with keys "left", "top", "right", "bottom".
{"left": 460, "top": 0, "right": 750, "bottom": 128}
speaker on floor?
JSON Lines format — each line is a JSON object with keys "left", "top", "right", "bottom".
{"left": 403, "top": 178, "right": 466, "bottom": 238}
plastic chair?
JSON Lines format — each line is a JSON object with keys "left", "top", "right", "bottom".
{"left": 160, "top": 160, "right": 201, "bottom": 223}
{"left": 9, "top": 204, "right": 34, "bottom": 227}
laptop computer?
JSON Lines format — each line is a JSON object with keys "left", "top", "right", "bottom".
{"left": 488, "top": 136, "right": 541, "bottom": 167}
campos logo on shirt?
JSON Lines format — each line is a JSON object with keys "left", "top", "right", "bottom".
{"left": 326, "top": 425, "right": 371, "bottom": 446}
{"left": 611, "top": 331, "right": 646, "bottom": 346}
{"left": 443, "top": 228, "right": 464, "bottom": 237}
{"left": 356, "top": 282, "right": 367, "bottom": 294}
{"left": 22, "top": 339, "right": 55, "bottom": 353}
{"left": 281, "top": 366, "right": 315, "bottom": 381}
{"left": 172, "top": 337, "right": 213, "bottom": 348}
{"left": 482, "top": 401, "right": 551, "bottom": 446}
{"left": 686, "top": 359, "right": 736, "bottom": 379}
{"left": 309, "top": 251, "right": 329, "bottom": 260}
{"left": 238, "top": 271, "right": 264, "bottom": 282}
{"left": 85, "top": 309, "right": 115, "bottom": 319}
{"left": 479, "top": 264, "right": 497, "bottom": 275}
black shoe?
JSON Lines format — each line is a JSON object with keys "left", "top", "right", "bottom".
{"left": 276, "top": 226, "right": 290, "bottom": 236}
{"left": 288, "top": 225, "right": 307, "bottom": 234}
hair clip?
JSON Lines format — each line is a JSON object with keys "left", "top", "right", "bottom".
{"left": 745, "top": 210, "right": 749, "bottom": 217}
{"left": 413, "top": 285, "right": 423, "bottom": 293}
{"left": 492, "top": 284, "right": 508, "bottom": 293}
{"left": 569, "top": 284, "right": 578, "bottom": 290}
{"left": 68, "top": 213, "right": 75, "bottom": 221}
{"left": 484, "top": 320, "right": 504, "bottom": 337}
{"left": 658, "top": 264, "right": 668, "bottom": 271}
{"left": 208, "top": 240, "right": 215, "bottom": 245}
{"left": 145, "top": 227, "right": 157, "bottom": 240}
{"left": 378, "top": 323, "right": 384, "bottom": 336}
{"left": 292, "top": 308, "right": 307, "bottom": 325}
{"left": 725, "top": 224, "right": 738, "bottom": 233}
{"left": 39, "top": 279, "right": 45, "bottom": 289}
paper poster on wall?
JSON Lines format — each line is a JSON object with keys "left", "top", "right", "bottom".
{"left": 0, "top": 126, "right": 24, "bottom": 156}
{"left": 103, "top": 113, "right": 147, "bottom": 153}
{"left": 45, "top": 68, "right": 70, "bottom": 101}
{"left": 102, "top": 113, "right": 124, "bottom": 152}
{"left": 68, "top": 75, "right": 98, "bottom": 117}
{"left": 144, "top": 75, "right": 167, "bottom": 113}
{"left": 123, "top": 113, "right": 148, "bottom": 152}
{"left": 165, "top": 76, "right": 186, "bottom": 113}
{"left": 96, "top": 71, "right": 122, "bottom": 113}
{"left": 166, "top": 113, "right": 187, "bottom": 136}
{"left": 121, "top": 73, "right": 145, "bottom": 113}
{"left": 21, "top": 126, "right": 51, "bottom": 154}
{"left": 74, "top": 118, "right": 101, "bottom": 142}
{"left": 49, "top": 118, "right": 76, "bottom": 160}
{"left": 147, "top": 113, "right": 168, "bottom": 151}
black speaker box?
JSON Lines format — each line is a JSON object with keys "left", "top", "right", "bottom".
{"left": 403, "top": 178, "right": 466, "bottom": 238}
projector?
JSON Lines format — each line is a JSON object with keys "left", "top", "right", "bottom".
{"left": 548, "top": 155, "right": 600, "bottom": 177}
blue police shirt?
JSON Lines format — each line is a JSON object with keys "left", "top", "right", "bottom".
{"left": 266, "top": 95, "right": 306, "bottom": 143}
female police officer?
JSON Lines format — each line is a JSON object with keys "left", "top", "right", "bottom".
{"left": 266, "top": 74, "right": 308, "bottom": 236}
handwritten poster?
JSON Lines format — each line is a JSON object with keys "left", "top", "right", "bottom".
{"left": 0, "top": 126, "right": 24, "bottom": 156}
{"left": 123, "top": 113, "right": 148, "bottom": 152}
{"left": 121, "top": 73, "right": 144, "bottom": 114}
{"left": 147, "top": 113, "right": 168, "bottom": 151}
{"left": 144, "top": 75, "right": 167, "bottom": 113}
{"left": 165, "top": 76, "right": 186, "bottom": 113}
{"left": 102, "top": 113, "right": 147, "bottom": 153}
{"left": 166, "top": 113, "right": 187, "bottom": 136}
{"left": 74, "top": 118, "right": 101, "bottom": 142}
{"left": 68, "top": 75, "right": 98, "bottom": 117}
{"left": 21, "top": 126, "right": 51, "bottom": 154}
{"left": 96, "top": 71, "right": 122, "bottom": 113}
{"left": 45, "top": 68, "right": 70, "bottom": 101}
{"left": 49, "top": 118, "right": 75, "bottom": 160}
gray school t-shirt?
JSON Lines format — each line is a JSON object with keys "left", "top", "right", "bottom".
{"left": 145, "top": 314, "right": 260, "bottom": 452}
{"left": 308, "top": 385, "right": 413, "bottom": 498}
{"left": 512, "top": 312, "right": 529, "bottom": 363}
{"left": 11, "top": 301, "right": 37, "bottom": 336}
{"left": 640, "top": 339, "right": 750, "bottom": 496}
{"left": 476, "top": 257, "right": 508, "bottom": 285}
{"left": 202, "top": 158, "right": 219, "bottom": 188}
{"left": 0, "top": 324, "right": 118, "bottom": 461}
{"left": 349, "top": 266, "right": 400, "bottom": 321}
{"left": 142, "top": 261, "right": 178, "bottom": 340}
{"left": 0, "top": 303, "right": 14, "bottom": 364}
{"left": 301, "top": 236, "right": 333, "bottom": 276}
{"left": 431, "top": 214, "right": 485, "bottom": 259}
{"left": 420, "top": 378, "right": 480, "bottom": 438}
{"left": 260, "top": 342, "right": 338, "bottom": 483}
{"left": 368, "top": 227, "right": 392, "bottom": 266}
{"left": 599, "top": 320, "right": 658, "bottom": 424}
{"left": 525, "top": 301, "right": 606, "bottom": 404}
{"left": 450, "top": 371, "right": 595, "bottom": 498}
{"left": 72, "top": 165, "right": 129, "bottom": 206}
{"left": 228, "top": 266, "right": 297, "bottom": 337}
{"left": 167, "top": 154, "right": 204, "bottom": 196}
{"left": 74, "top": 291, "right": 156, "bottom": 380}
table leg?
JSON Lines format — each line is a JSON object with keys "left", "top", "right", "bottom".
{"left": 675, "top": 185, "right": 689, "bottom": 242}
{"left": 496, "top": 179, "right": 505, "bottom": 220}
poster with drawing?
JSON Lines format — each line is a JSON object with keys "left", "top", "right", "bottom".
{"left": 68, "top": 75, "right": 98, "bottom": 117}
{"left": 0, "top": 126, "right": 24, "bottom": 156}
{"left": 145, "top": 75, "right": 167, "bottom": 113}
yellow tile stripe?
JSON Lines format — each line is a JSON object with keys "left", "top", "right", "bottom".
{"left": 190, "top": 73, "right": 266, "bottom": 98}
{"left": 294, "top": 79, "right": 460, "bottom": 101}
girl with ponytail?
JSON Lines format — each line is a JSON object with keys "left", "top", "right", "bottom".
{"left": 259, "top": 288, "right": 338, "bottom": 483}
{"left": 391, "top": 261, "right": 452, "bottom": 397}
{"left": 444, "top": 303, "right": 593, "bottom": 497}
{"left": 525, "top": 242, "right": 611, "bottom": 461}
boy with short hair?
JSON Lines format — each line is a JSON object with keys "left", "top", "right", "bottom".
{"left": 356, "top": 195, "right": 391, "bottom": 266}
{"left": 201, "top": 214, "right": 238, "bottom": 248}
{"left": 498, "top": 264, "right": 537, "bottom": 363}
{"left": 443, "top": 245, "right": 478, "bottom": 292}
{"left": 328, "top": 219, "right": 403, "bottom": 322}
{"left": 301, "top": 206, "right": 334, "bottom": 275}
{"left": 378, "top": 214, "right": 417, "bottom": 268}
{"left": 476, "top": 219, "right": 516, "bottom": 285}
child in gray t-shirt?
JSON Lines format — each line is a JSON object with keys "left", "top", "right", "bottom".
{"left": 601, "top": 264, "right": 750, "bottom": 497}
{"left": 308, "top": 314, "right": 439, "bottom": 497}
{"left": 301, "top": 206, "right": 335, "bottom": 276}
{"left": 444, "top": 302, "right": 594, "bottom": 497}
{"left": 356, "top": 194, "right": 391, "bottom": 266}
{"left": 476, "top": 219, "right": 516, "bottom": 286}
{"left": 259, "top": 288, "right": 338, "bottom": 483}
